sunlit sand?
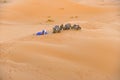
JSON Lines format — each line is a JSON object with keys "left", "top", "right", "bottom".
{"left": 0, "top": 0, "right": 120, "bottom": 80}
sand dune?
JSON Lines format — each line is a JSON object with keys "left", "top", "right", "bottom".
{"left": 0, "top": 0, "right": 115, "bottom": 24}
{"left": 0, "top": 0, "right": 120, "bottom": 80}
{"left": 71, "top": 0, "right": 120, "bottom": 7}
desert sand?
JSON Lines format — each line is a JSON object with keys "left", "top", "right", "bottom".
{"left": 0, "top": 0, "right": 120, "bottom": 80}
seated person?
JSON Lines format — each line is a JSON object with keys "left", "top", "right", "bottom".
{"left": 36, "top": 30, "right": 48, "bottom": 36}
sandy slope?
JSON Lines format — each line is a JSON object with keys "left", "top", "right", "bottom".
{"left": 71, "top": 0, "right": 120, "bottom": 7}
{"left": 0, "top": 0, "right": 120, "bottom": 80}
{"left": 0, "top": 0, "right": 114, "bottom": 24}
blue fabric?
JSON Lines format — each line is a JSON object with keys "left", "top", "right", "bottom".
{"left": 36, "top": 30, "right": 48, "bottom": 36}
{"left": 36, "top": 32, "right": 43, "bottom": 36}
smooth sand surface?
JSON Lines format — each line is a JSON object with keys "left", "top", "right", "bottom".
{"left": 0, "top": 0, "right": 120, "bottom": 80}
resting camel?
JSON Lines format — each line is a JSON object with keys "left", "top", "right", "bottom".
{"left": 71, "top": 24, "right": 81, "bottom": 30}
{"left": 63, "top": 23, "right": 71, "bottom": 30}
{"left": 53, "top": 25, "right": 61, "bottom": 33}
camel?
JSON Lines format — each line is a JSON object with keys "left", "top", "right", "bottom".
{"left": 63, "top": 23, "right": 71, "bottom": 30}
{"left": 53, "top": 25, "right": 61, "bottom": 33}
{"left": 71, "top": 24, "right": 81, "bottom": 30}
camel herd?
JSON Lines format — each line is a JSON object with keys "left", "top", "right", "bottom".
{"left": 35, "top": 23, "right": 81, "bottom": 36}
{"left": 53, "top": 23, "right": 81, "bottom": 33}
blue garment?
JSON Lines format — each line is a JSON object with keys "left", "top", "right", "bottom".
{"left": 36, "top": 30, "right": 48, "bottom": 36}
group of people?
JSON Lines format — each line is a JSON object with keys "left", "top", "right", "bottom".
{"left": 53, "top": 23, "right": 81, "bottom": 33}
{"left": 35, "top": 23, "right": 81, "bottom": 36}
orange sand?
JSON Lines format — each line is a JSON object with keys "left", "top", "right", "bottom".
{"left": 0, "top": 0, "right": 120, "bottom": 80}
